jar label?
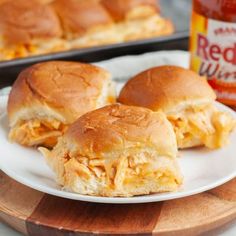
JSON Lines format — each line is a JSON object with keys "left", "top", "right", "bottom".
{"left": 190, "top": 11, "right": 236, "bottom": 105}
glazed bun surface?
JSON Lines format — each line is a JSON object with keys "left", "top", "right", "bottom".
{"left": 65, "top": 103, "right": 177, "bottom": 156}
{"left": 0, "top": 0, "right": 62, "bottom": 45}
{"left": 52, "top": 0, "right": 113, "bottom": 38}
{"left": 8, "top": 61, "right": 115, "bottom": 147}
{"left": 40, "top": 104, "right": 182, "bottom": 197}
{"left": 118, "top": 65, "right": 216, "bottom": 113}
{"left": 101, "top": 0, "right": 159, "bottom": 22}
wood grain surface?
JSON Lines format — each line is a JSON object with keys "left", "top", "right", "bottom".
{"left": 0, "top": 171, "right": 236, "bottom": 236}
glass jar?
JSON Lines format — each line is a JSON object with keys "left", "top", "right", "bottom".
{"left": 189, "top": 0, "right": 236, "bottom": 109}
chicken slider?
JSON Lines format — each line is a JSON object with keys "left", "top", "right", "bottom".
{"left": 0, "top": 0, "right": 63, "bottom": 59}
{"left": 8, "top": 61, "right": 115, "bottom": 148}
{"left": 100, "top": 0, "right": 173, "bottom": 41}
{"left": 52, "top": 0, "right": 113, "bottom": 37}
{"left": 39, "top": 104, "right": 182, "bottom": 197}
{"left": 118, "top": 66, "right": 235, "bottom": 149}
{"left": 100, "top": 0, "right": 159, "bottom": 22}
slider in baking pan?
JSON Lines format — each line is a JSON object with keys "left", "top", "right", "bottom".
{"left": 0, "top": 0, "right": 174, "bottom": 61}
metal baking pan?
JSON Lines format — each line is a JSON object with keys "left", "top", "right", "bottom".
{"left": 0, "top": 0, "right": 191, "bottom": 88}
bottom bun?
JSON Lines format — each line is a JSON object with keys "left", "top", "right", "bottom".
{"left": 40, "top": 146, "right": 182, "bottom": 197}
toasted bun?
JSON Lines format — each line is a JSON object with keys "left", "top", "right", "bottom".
{"left": 65, "top": 104, "right": 177, "bottom": 156}
{"left": 52, "top": 0, "right": 113, "bottom": 38}
{"left": 40, "top": 104, "right": 182, "bottom": 197}
{"left": 100, "top": 0, "right": 159, "bottom": 22}
{"left": 0, "top": 0, "right": 62, "bottom": 45}
{"left": 8, "top": 61, "right": 115, "bottom": 127}
{"left": 118, "top": 65, "right": 216, "bottom": 113}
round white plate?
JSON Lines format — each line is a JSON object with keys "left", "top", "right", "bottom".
{"left": 0, "top": 102, "right": 236, "bottom": 204}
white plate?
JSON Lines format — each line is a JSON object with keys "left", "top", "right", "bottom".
{"left": 0, "top": 102, "right": 236, "bottom": 204}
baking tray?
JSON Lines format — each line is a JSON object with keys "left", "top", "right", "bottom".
{"left": 0, "top": 0, "right": 191, "bottom": 88}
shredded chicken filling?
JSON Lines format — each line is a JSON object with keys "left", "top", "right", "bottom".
{"left": 0, "top": 38, "right": 67, "bottom": 60}
{"left": 168, "top": 104, "right": 235, "bottom": 148}
{"left": 9, "top": 119, "right": 67, "bottom": 147}
{"left": 61, "top": 150, "right": 180, "bottom": 191}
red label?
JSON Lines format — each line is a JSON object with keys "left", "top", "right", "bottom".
{"left": 190, "top": 11, "right": 236, "bottom": 106}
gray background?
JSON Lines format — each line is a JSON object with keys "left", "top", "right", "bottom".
{"left": 160, "top": 0, "right": 192, "bottom": 32}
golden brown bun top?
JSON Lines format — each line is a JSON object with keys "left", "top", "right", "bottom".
{"left": 8, "top": 61, "right": 112, "bottom": 125}
{"left": 0, "top": 0, "right": 62, "bottom": 45}
{"left": 65, "top": 103, "right": 177, "bottom": 157}
{"left": 118, "top": 66, "right": 216, "bottom": 112}
{"left": 52, "top": 0, "right": 113, "bottom": 36}
{"left": 100, "top": 0, "right": 159, "bottom": 22}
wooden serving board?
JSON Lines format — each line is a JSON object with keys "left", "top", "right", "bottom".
{"left": 0, "top": 171, "right": 236, "bottom": 236}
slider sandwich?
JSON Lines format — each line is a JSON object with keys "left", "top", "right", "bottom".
{"left": 100, "top": 0, "right": 160, "bottom": 22}
{"left": 52, "top": 0, "right": 117, "bottom": 47}
{"left": 100, "top": 0, "right": 174, "bottom": 41}
{"left": 8, "top": 61, "right": 116, "bottom": 147}
{"left": 40, "top": 104, "right": 182, "bottom": 197}
{"left": 0, "top": 0, "right": 174, "bottom": 60}
{"left": 0, "top": 0, "right": 64, "bottom": 60}
{"left": 118, "top": 66, "right": 235, "bottom": 149}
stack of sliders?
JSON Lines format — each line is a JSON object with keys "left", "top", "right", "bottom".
{"left": 0, "top": 0, "right": 173, "bottom": 61}
{"left": 7, "top": 62, "right": 235, "bottom": 197}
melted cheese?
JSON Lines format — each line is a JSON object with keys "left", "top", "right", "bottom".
{"left": 168, "top": 104, "right": 235, "bottom": 149}
{"left": 9, "top": 118, "right": 67, "bottom": 147}
{"left": 0, "top": 38, "right": 67, "bottom": 60}
{"left": 58, "top": 151, "right": 181, "bottom": 191}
